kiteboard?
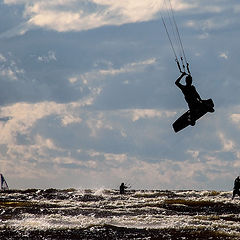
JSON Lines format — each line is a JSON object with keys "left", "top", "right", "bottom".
{"left": 172, "top": 99, "right": 214, "bottom": 133}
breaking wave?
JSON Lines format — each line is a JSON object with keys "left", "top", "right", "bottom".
{"left": 0, "top": 189, "right": 239, "bottom": 239}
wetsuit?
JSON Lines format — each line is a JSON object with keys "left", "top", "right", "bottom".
{"left": 232, "top": 177, "right": 240, "bottom": 199}
{"left": 175, "top": 75, "right": 202, "bottom": 125}
{"left": 120, "top": 183, "right": 127, "bottom": 194}
{"left": 176, "top": 84, "right": 202, "bottom": 111}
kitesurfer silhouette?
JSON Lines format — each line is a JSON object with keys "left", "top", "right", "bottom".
{"left": 120, "top": 183, "right": 128, "bottom": 194}
{"left": 232, "top": 176, "right": 240, "bottom": 199}
{"left": 175, "top": 72, "right": 204, "bottom": 126}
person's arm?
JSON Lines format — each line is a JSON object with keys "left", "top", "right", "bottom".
{"left": 175, "top": 72, "right": 186, "bottom": 88}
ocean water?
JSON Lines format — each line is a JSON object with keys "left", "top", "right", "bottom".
{"left": 0, "top": 189, "right": 240, "bottom": 239}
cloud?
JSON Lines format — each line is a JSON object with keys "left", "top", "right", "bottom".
{"left": 1, "top": 0, "right": 239, "bottom": 40}
{"left": 218, "top": 132, "right": 235, "bottom": 152}
{"left": 61, "top": 114, "right": 82, "bottom": 126}
{"left": 0, "top": 53, "right": 25, "bottom": 81}
{"left": 234, "top": 5, "right": 240, "bottom": 13}
{"left": 219, "top": 52, "right": 228, "bottom": 60}
{"left": 0, "top": 54, "right": 7, "bottom": 62}
{"left": 0, "top": 22, "right": 30, "bottom": 39}
{"left": 104, "top": 153, "right": 127, "bottom": 163}
{"left": 187, "top": 150, "right": 200, "bottom": 159}
{"left": 2, "top": 0, "right": 194, "bottom": 35}
{"left": 0, "top": 97, "right": 236, "bottom": 189}
{"left": 25, "top": 0, "right": 162, "bottom": 31}
{"left": 1, "top": 0, "right": 240, "bottom": 190}
{"left": 37, "top": 51, "right": 57, "bottom": 63}
{"left": 75, "top": 57, "right": 171, "bottom": 111}
{"left": 0, "top": 102, "right": 64, "bottom": 144}
{"left": 130, "top": 109, "right": 176, "bottom": 122}
{"left": 186, "top": 17, "right": 235, "bottom": 35}
{"left": 231, "top": 113, "right": 240, "bottom": 124}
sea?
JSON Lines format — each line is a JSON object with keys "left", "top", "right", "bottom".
{"left": 0, "top": 189, "right": 240, "bottom": 239}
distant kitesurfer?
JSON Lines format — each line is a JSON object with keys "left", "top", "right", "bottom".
{"left": 0, "top": 174, "right": 9, "bottom": 191}
{"left": 175, "top": 72, "right": 203, "bottom": 126}
{"left": 120, "top": 183, "right": 128, "bottom": 194}
{"left": 232, "top": 176, "right": 240, "bottom": 199}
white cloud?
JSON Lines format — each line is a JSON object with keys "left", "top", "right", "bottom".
{"left": 219, "top": 52, "right": 228, "bottom": 60}
{"left": 4, "top": 0, "right": 27, "bottom": 4}
{"left": 110, "top": 156, "right": 229, "bottom": 189}
{"left": 0, "top": 68, "right": 18, "bottom": 80}
{"left": 0, "top": 133, "right": 63, "bottom": 179}
{"left": 231, "top": 113, "right": 240, "bottom": 122}
{"left": 61, "top": 115, "right": 82, "bottom": 126}
{"left": 198, "top": 32, "right": 209, "bottom": 40}
{"left": 0, "top": 55, "right": 25, "bottom": 81}
{"left": 130, "top": 109, "right": 176, "bottom": 122}
{"left": 187, "top": 150, "right": 200, "bottom": 159}
{"left": 104, "top": 153, "right": 127, "bottom": 163}
{"left": 0, "top": 100, "right": 94, "bottom": 146}
{"left": 77, "top": 58, "right": 158, "bottom": 87}
{"left": 218, "top": 132, "right": 235, "bottom": 152}
{"left": 3, "top": 0, "right": 194, "bottom": 33}
{"left": 68, "top": 77, "right": 78, "bottom": 84}
{"left": 86, "top": 112, "right": 113, "bottom": 137}
{"left": 99, "top": 58, "right": 157, "bottom": 76}
{"left": 34, "top": 135, "right": 57, "bottom": 150}
{"left": 0, "top": 54, "right": 7, "bottom": 62}
{"left": 38, "top": 51, "right": 57, "bottom": 63}
{"left": 0, "top": 102, "right": 62, "bottom": 144}
{"left": 0, "top": 100, "right": 236, "bottom": 189}
{"left": 2, "top": 0, "right": 238, "bottom": 41}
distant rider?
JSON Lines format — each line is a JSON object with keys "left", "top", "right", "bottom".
{"left": 120, "top": 183, "right": 128, "bottom": 194}
{"left": 232, "top": 176, "right": 240, "bottom": 199}
{"left": 175, "top": 72, "right": 203, "bottom": 126}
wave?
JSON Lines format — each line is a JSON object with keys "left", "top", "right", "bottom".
{"left": 1, "top": 189, "right": 239, "bottom": 239}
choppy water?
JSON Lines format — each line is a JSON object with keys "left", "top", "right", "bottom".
{"left": 0, "top": 189, "right": 240, "bottom": 239}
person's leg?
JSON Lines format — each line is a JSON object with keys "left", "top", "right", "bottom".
{"left": 232, "top": 189, "right": 236, "bottom": 199}
{"left": 188, "top": 109, "right": 196, "bottom": 126}
{"left": 237, "top": 189, "right": 240, "bottom": 197}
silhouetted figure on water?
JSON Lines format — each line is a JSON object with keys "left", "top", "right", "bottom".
{"left": 232, "top": 176, "right": 240, "bottom": 199}
{"left": 120, "top": 183, "right": 128, "bottom": 194}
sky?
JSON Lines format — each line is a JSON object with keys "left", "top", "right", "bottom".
{"left": 0, "top": 0, "right": 240, "bottom": 190}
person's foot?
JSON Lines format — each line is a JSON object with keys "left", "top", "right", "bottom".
{"left": 187, "top": 117, "right": 195, "bottom": 126}
{"left": 209, "top": 107, "right": 215, "bottom": 113}
{"left": 190, "top": 119, "right": 195, "bottom": 126}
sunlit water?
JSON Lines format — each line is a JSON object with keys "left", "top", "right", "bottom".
{"left": 0, "top": 189, "right": 240, "bottom": 239}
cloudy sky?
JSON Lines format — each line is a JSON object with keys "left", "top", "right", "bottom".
{"left": 0, "top": 0, "right": 239, "bottom": 190}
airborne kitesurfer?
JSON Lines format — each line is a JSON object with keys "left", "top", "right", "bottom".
{"left": 175, "top": 73, "right": 201, "bottom": 126}
{"left": 175, "top": 72, "right": 214, "bottom": 126}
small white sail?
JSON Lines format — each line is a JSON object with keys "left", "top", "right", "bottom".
{"left": 0, "top": 173, "right": 9, "bottom": 190}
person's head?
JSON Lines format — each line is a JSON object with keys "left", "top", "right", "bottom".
{"left": 185, "top": 75, "right": 192, "bottom": 86}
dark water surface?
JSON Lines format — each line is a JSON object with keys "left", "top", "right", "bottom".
{"left": 0, "top": 189, "right": 240, "bottom": 239}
